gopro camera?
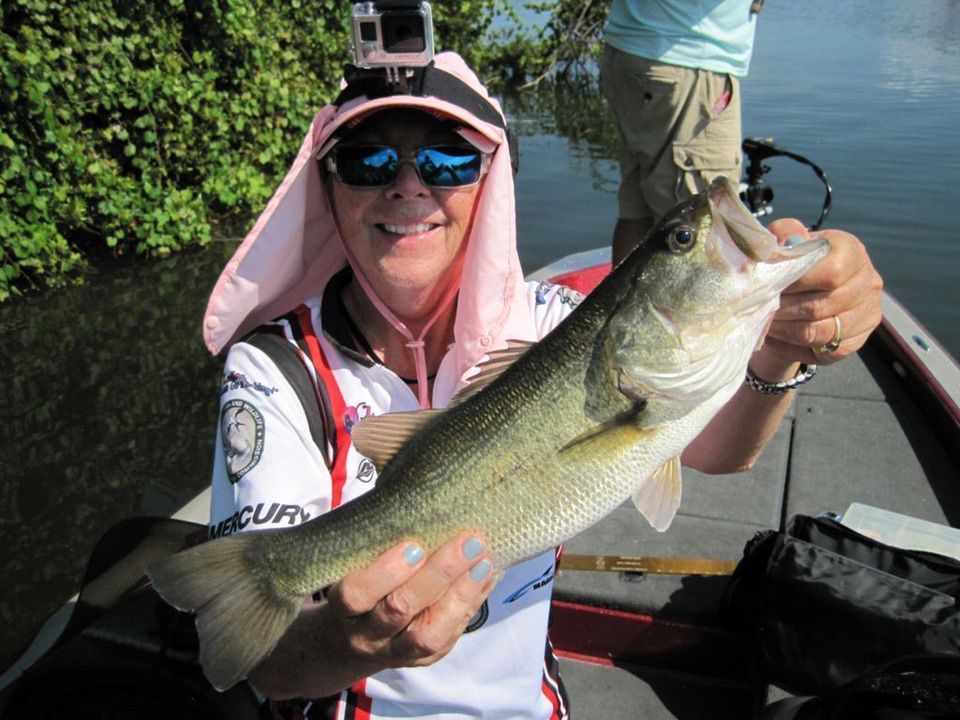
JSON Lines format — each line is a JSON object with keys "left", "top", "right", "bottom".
{"left": 350, "top": 1, "right": 435, "bottom": 71}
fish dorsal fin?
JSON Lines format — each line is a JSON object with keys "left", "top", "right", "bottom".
{"left": 449, "top": 339, "right": 536, "bottom": 407}
{"left": 351, "top": 410, "right": 442, "bottom": 472}
{"left": 631, "top": 456, "right": 682, "bottom": 532}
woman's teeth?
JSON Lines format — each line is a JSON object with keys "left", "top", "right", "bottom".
{"left": 381, "top": 223, "right": 435, "bottom": 235}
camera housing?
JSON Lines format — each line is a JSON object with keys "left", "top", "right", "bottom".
{"left": 350, "top": 1, "right": 435, "bottom": 70}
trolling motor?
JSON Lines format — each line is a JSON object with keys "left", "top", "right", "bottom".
{"left": 739, "top": 137, "right": 833, "bottom": 230}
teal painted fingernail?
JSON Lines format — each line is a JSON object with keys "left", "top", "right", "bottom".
{"left": 403, "top": 544, "right": 424, "bottom": 565}
{"left": 471, "top": 559, "right": 491, "bottom": 582}
{"left": 463, "top": 537, "right": 484, "bottom": 559}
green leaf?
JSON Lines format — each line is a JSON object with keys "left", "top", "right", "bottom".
{"left": 0, "top": 0, "right": 508, "bottom": 300}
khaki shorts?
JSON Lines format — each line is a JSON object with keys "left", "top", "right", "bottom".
{"left": 600, "top": 44, "right": 743, "bottom": 222}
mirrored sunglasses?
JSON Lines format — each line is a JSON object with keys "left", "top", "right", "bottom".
{"left": 324, "top": 144, "right": 490, "bottom": 188}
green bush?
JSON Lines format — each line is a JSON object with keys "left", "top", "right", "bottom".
{"left": 0, "top": 0, "right": 508, "bottom": 301}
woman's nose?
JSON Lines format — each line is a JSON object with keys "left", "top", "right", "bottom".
{"left": 388, "top": 160, "right": 430, "bottom": 197}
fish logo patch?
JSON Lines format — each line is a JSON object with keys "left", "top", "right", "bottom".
{"left": 221, "top": 399, "right": 265, "bottom": 483}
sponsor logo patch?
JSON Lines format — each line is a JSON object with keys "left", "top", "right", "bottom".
{"left": 221, "top": 399, "right": 265, "bottom": 483}
{"left": 502, "top": 563, "right": 555, "bottom": 604}
{"left": 356, "top": 457, "right": 377, "bottom": 484}
{"left": 557, "top": 284, "right": 584, "bottom": 309}
{"left": 209, "top": 502, "right": 311, "bottom": 538}
{"left": 535, "top": 282, "right": 550, "bottom": 305}
{"left": 535, "top": 281, "right": 584, "bottom": 310}
{"left": 465, "top": 600, "right": 489, "bottom": 633}
{"left": 344, "top": 402, "right": 373, "bottom": 434}
{"left": 221, "top": 370, "right": 279, "bottom": 397}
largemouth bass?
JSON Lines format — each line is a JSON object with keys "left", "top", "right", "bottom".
{"left": 148, "top": 176, "right": 828, "bottom": 690}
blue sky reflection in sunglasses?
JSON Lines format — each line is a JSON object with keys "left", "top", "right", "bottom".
{"left": 329, "top": 145, "right": 488, "bottom": 188}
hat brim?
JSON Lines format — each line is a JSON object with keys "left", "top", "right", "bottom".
{"left": 315, "top": 94, "right": 504, "bottom": 159}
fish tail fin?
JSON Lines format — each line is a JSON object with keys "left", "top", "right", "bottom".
{"left": 147, "top": 534, "right": 302, "bottom": 691}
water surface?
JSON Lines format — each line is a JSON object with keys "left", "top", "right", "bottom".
{"left": 512, "top": 0, "right": 960, "bottom": 357}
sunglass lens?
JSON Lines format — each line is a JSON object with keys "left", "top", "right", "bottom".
{"left": 417, "top": 147, "right": 483, "bottom": 187}
{"left": 331, "top": 146, "right": 484, "bottom": 187}
{"left": 335, "top": 146, "right": 399, "bottom": 186}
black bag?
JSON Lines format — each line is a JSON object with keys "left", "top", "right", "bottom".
{"left": 722, "top": 514, "right": 960, "bottom": 695}
{"left": 764, "top": 655, "right": 960, "bottom": 719}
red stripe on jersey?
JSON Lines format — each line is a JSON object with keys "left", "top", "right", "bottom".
{"left": 295, "top": 304, "right": 352, "bottom": 509}
{"left": 340, "top": 679, "right": 373, "bottom": 720}
{"left": 541, "top": 677, "right": 562, "bottom": 719}
{"left": 542, "top": 637, "right": 570, "bottom": 720}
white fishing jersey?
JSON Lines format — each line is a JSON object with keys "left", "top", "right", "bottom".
{"left": 210, "top": 279, "right": 583, "bottom": 720}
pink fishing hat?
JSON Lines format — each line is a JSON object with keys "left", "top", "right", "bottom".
{"left": 202, "top": 52, "right": 536, "bottom": 405}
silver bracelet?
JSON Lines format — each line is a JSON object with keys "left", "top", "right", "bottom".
{"left": 744, "top": 363, "right": 817, "bottom": 395}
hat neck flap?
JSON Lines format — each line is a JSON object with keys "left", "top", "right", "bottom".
{"left": 202, "top": 52, "right": 536, "bottom": 407}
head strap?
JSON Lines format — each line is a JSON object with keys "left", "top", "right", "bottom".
{"left": 334, "top": 62, "right": 506, "bottom": 130}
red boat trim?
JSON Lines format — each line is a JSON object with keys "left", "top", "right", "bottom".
{"left": 549, "top": 600, "right": 754, "bottom": 682}
{"left": 876, "top": 319, "right": 960, "bottom": 424}
{"left": 872, "top": 299, "right": 960, "bottom": 465}
{"left": 547, "top": 264, "right": 610, "bottom": 296}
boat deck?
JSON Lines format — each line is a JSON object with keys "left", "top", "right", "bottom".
{"left": 553, "top": 335, "right": 960, "bottom": 718}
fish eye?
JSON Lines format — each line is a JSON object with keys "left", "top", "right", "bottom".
{"left": 667, "top": 225, "right": 696, "bottom": 253}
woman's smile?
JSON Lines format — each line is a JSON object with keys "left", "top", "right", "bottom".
{"left": 377, "top": 221, "right": 440, "bottom": 236}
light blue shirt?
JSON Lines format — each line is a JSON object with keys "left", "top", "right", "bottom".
{"left": 604, "top": 0, "right": 758, "bottom": 77}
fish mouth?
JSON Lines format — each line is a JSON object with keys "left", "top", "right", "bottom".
{"left": 708, "top": 176, "right": 772, "bottom": 261}
{"left": 708, "top": 175, "right": 828, "bottom": 264}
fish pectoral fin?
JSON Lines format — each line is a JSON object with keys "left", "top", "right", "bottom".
{"left": 449, "top": 340, "right": 536, "bottom": 407}
{"left": 351, "top": 410, "right": 443, "bottom": 471}
{"left": 631, "top": 456, "right": 682, "bottom": 532}
{"left": 558, "top": 409, "right": 653, "bottom": 456}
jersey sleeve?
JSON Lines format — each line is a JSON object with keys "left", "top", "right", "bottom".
{"left": 526, "top": 280, "right": 584, "bottom": 339}
{"left": 209, "top": 341, "right": 332, "bottom": 538}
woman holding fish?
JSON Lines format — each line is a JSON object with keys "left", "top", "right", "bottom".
{"left": 149, "top": 50, "right": 882, "bottom": 719}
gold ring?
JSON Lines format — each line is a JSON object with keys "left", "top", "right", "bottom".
{"left": 815, "top": 315, "right": 843, "bottom": 354}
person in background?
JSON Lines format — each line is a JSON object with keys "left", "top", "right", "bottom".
{"left": 199, "top": 46, "right": 882, "bottom": 718}
{"left": 601, "top": 0, "right": 761, "bottom": 266}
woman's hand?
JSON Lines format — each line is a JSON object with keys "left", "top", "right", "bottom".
{"left": 755, "top": 219, "right": 884, "bottom": 371}
{"left": 248, "top": 532, "right": 495, "bottom": 699}
{"left": 684, "top": 219, "right": 884, "bottom": 473}
{"left": 325, "top": 532, "right": 494, "bottom": 672}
